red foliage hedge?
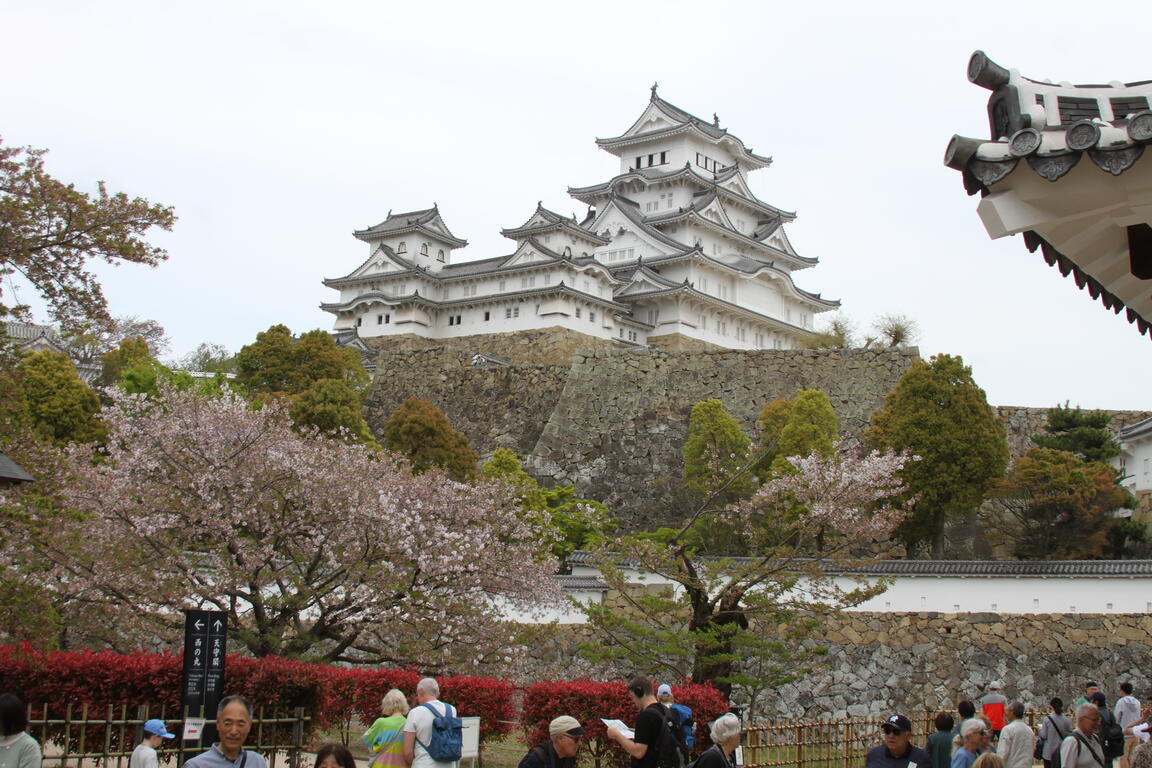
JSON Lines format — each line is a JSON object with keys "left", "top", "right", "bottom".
{"left": 0, "top": 645, "right": 727, "bottom": 749}
{"left": 520, "top": 679, "right": 730, "bottom": 753}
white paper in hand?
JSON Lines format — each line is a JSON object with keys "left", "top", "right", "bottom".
{"left": 601, "top": 719, "right": 635, "bottom": 739}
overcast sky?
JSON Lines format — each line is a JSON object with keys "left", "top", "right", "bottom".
{"left": 3, "top": 0, "right": 1151, "bottom": 410}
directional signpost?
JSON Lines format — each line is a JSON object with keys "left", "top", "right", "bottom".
{"left": 182, "top": 610, "right": 227, "bottom": 747}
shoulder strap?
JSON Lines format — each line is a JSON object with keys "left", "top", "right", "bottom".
{"left": 239, "top": 752, "right": 248, "bottom": 768}
{"left": 1074, "top": 733, "right": 1105, "bottom": 768}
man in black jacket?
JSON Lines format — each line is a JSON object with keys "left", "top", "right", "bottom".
{"left": 519, "top": 716, "right": 583, "bottom": 768}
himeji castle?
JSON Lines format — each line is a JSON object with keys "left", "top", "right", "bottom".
{"left": 321, "top": 87, "right": 838, "bottom": 351}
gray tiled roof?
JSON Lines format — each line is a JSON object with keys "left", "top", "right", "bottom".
{"left": 0, "top": 452, "right": 34, "bottom": 483}
{"left": 596, "top": 91, "right": 772, "bottom": 166}
{"left": 1120, "top": 416, "right": 1152, "bottom": 441}
{"left": 501, "top": 204, "right": 610, "bottom": 244}
{"left": 566, "top": 551, "right": 1152, "bottom": 577}
{"left": 556, "top": 574, "right": 609, "bottom": 591}
{"left": 354, "top": 206, "right": 468, "bottom": 248}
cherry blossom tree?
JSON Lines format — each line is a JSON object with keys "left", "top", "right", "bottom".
{"left": 6, "top": 385, "right": 562, "bottom": 667}
{"left": 581, "top": 444, "right": 911, "bottom": 700}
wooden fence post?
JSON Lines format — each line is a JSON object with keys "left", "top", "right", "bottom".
{"left": 795, "top": 724, "right": 803, "bottom": 768}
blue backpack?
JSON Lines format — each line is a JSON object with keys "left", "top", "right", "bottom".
{"left": 416, "top": 702, "right": 463, "bottom": 762}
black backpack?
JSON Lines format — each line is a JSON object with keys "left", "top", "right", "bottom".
{"left": 653, "top": 704, "right": 690, "bottom": 768}
{"left": 1099, "top": 710, "right": 1125, "bottom": 760}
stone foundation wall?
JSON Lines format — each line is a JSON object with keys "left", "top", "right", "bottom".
{"left": 362, "top": 327, "right": 617, "bottom": 365}
{"left": 364, "top": 336, "right": 917, "bottom": 528}
{"left": 765, "top": 611, "right": 1152, "bottom": 719}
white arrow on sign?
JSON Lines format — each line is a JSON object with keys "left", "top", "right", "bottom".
{"left": 212, "top": 619, "right": 224, "bottom": 632}
{"left": 194, "top": 619, "right": 204, "bottom": 630}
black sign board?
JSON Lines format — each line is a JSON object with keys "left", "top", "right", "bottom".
{"left": 182, "top": 610, "right": 227, "bottom": 743}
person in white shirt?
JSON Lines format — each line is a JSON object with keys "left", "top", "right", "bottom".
{"left": 998, "top": 703, "right": 1035, "bottom": 768}
{"left": 403, "top": 678, "right": 457, "bottom": 768}
{"left": 1117, "top": 683, "right": 1143, "bottom": 768}
{"left": 1063, "top": 704, "right": 1106, "bottom": 768}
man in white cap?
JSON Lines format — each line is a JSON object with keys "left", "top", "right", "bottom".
{"left": 130, "top": 718, "right": 175, "bottom": 768}
{"left": 518, "top": 716, "right": 583, "bottom": 768}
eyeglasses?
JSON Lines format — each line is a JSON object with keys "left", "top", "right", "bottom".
{"left": 882, "top": 728, "right": 904, "bottom": 736}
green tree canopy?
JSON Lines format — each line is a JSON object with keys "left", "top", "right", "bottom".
{"left": 772, "top": 389, "right": 838, "bottom": 474}
{"left": 14, "top": 349, "right": 105, "bottom": 445}
{"left": 289, "top": 378, "right": 376, "bottom": 446}
{"left": 0, "top": 140, "right": 175, "bottom": 327}
{"left": 682, "top": 399, "right": 754, "bottom": 506}
{"left": 382, "top": 397, "right": 478, "bottom": 482}
{"left": 985, "top": 447, "right": 1131, "bottom": 559}
{"left": 867, "top": 353, "right": 1009, "bottom": 555}
{"left": 234, "top": 325, "right": 368, "bottom": 397}
{"left": 1033, "top": 404, "right": 1122, "bottom": 464}
{"left": 482, "top": 448, "right": 614, "bottom": 558}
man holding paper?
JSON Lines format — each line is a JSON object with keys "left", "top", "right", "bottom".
{"left": 606, "top": 677, "right": 675, "bottom": 768}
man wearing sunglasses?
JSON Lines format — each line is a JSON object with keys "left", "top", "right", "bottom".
{"left": 866, "top": 715, "right": 933, "bottom": 768}
{"left": 518, "top": 716, "right": 584, "bottom": 768}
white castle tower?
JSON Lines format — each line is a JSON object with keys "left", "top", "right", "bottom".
{"left": 321, "top": 87, "right": 838, "bottom": 350}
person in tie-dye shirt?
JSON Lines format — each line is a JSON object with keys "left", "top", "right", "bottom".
{"left": 364, "top": 689, "right": 410, "bottom": 767}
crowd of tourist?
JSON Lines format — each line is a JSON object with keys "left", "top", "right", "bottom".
{"left": 1, "top": 676, "right": 1150, "bottom": 768}
{"left": 866, "top": 680, "right": 1152, "bottom": 768}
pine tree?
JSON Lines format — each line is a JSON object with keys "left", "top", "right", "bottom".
{"left": 1033, "top": 404, "right": 1121, "bottom": 464}
{"left": 382, "top": 397, "right": 478, "bottom": 482}
{"left": 682, "top": 399, "right": 754, "bottom": 506}
{"left": 15, "top": 349, "right": 106, "bottom": 445}
{"left": 289, "top": 378, "right": 377, "bottom": 446}
{"left": 867, "top": 354, "right": 1008, "bottom": 556}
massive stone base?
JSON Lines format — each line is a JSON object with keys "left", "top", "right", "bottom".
{"left": 364, "top": 331, "right": 917, "bottom": 529}
{"left": 765, "top": 611, "right": 1152, "bottom": 719}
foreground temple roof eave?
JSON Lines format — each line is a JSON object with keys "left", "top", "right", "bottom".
{"left": 944, "top": 50, "right": 1152, "bottom": 339}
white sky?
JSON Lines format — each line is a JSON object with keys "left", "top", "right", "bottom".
{"left": 3, "top": 0, "right": 1151, "bottom": 410}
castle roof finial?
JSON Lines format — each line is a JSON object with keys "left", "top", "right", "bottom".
{"left": 651, "top": 81, "right": 659, "bottom": 98}
{"left": 713, "top": 113, "right": 719, "bottom": 127}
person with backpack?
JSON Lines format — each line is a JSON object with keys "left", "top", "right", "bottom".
{"left": 1116, "top": 683, "right": 1142, "bottom": 768}
{"left": 403, "top": 678, "right": 462, "bottom": 768}
{"left": 1061, "top": 704, "right": 1106, "bottom": 768}
{"left": 657, "top": 685, "right": 694, "bottom": 750}
{"left": 1039, "top": 698, "right": 1073, "bottom": 768}
{"left": 517, "top": 716, "right": 583, "bottom": 768}
{"left": 606, "top": 676, "right": 687, "bottom": 768}
{"left": 1094, "top": 692, "right": 1126, "bottom": 768}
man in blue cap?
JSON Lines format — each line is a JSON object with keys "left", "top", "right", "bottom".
{"left": 130, "top": 718, "right": 176, "bottom": 768}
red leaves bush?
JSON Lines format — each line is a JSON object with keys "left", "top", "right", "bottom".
{"left": 520, "top": 679, "right": 729, "bottom": 754}
{"left": 0, "top": 645, "right": 727, "bottom": 750}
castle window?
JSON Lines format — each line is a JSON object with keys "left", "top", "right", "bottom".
{"left": 448, "top": 316, "right": 454, "bottom": 326}
{"left": 420, "top": 243, "right": 429, "bottom": 256}
{"left": 629, "top": 331, "right": 637, "bottom": 342}
{"left": 660, "top": 151, "right": 667, "bottom": 164}
{"left": 620, "top": 328, "right": 625, "bottom": 338}
{"left": 505, "top": 308, "right": 512, "bottom": 319}
{"left": 356, "top": 317, "right": 362, "bottom": 327}
{"left": 385, "top": 314, "right": 391, "bottom": 324}
{"left": 575, "top": 307, "right": 582, "bottom": 319}
{"left": 513, "top": 307, "right": 519, "bottom": 318}
{"left": 589, "top": 311, "right": 596, "bottom": 323}
{"left": 377, "top": 314, "right": 384, "bottom": 325}
{"left": 397, "top": 242, "right": 407, "bottom": 254}
{"left": 437, "top": 249, "right": 445, "bottom": 262}
{"left": 484, "top": 311, "right": 490, "bottom": 321}
{"left": 634, "top": 156, "right": 642, "bottom": 170}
